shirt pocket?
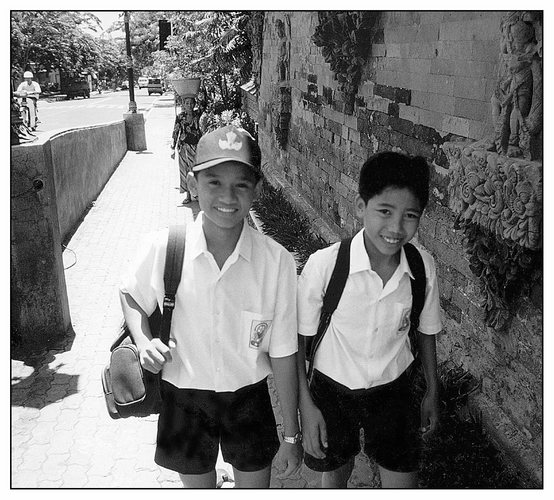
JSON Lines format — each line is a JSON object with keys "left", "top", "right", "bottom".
{"left": 241, "top": 311, "right": 274, "bottom": 351}
{"left": 378, "top": 302, "right": 412, "bottom": 336}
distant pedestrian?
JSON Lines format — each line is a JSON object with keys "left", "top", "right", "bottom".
{"left": 297, "top": 151, "right": 442, "bottom": 488}
{"left": 170, "top": 95, "right": 203, "bottom": 205}
{"left": 120, "top": 125, "right": 302, "bottom": 488}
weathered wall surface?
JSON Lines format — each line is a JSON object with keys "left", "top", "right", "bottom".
{"left": 11, "top": 121, "right": 127, "bottom": 348}
{"left": 50, "top": 121, "right": 127, "bottom": 241}
{"left": 256, "top": 11, "right": 542, "bottom": 482}
{"left": 11, "top": 141, "right": 71, "bottom": 347}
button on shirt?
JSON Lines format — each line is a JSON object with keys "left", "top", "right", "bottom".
{"left": 120, "top": 213, "right": 298, "bottom": 392}
{"left": 298, "top": 229, "right": 442, "bottom": 390}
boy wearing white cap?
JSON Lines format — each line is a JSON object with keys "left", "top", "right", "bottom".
{"left": 120, "top": 125, "right": 302, "bottom": 488}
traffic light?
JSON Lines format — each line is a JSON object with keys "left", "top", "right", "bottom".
{"left": 159, "top": 20, "right": 171, "bottom": 50}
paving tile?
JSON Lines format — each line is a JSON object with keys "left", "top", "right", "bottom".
{"left": 11, "top": 101, "right": 378, "bottom": 489}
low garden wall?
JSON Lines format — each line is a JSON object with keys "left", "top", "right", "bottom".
{"left": 11, "top": 121, "right": 127, "bottom": 347}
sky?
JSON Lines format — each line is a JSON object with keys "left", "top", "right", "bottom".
{"left": 88, "top": 11, "right": 124, "bottom": 37}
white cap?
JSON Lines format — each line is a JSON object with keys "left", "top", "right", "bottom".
{"left": 23, "top": 71, "right": 33, "bottom": 78}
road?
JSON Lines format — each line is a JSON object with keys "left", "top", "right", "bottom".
{"left": 34, "top": 88, "right": 173, "bottom": 134}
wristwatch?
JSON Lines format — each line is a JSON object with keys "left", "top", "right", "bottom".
{"left": 282, "top": 432, "right": 302, "bottom": 444}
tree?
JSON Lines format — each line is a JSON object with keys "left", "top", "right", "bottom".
{"left": 11, "top": 11, "right": 104, "bottom": 75}
{"left": 164, "top": 11, "right": 253, "bottom": 111}
{"left": 109, "top": 11, "right": 173, "bottom": 75}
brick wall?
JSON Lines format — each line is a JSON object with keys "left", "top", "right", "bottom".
{"left": 256, "top": 11, "right": 542, "bottom": 481}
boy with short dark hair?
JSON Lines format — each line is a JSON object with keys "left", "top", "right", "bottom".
{"left": 120, "top": 125, "right": 302, "bottom": 488}
{"left": 297, "top": 151, "right": 442, "bottom": 488}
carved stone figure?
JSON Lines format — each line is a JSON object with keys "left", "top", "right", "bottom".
{"left": 487, "top": 11, "right": 542, "bottom": 161}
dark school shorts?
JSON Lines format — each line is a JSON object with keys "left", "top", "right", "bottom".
{"left": 155, "top": 377, "right": 280, "bottom": 475}
{"left": 304, "top": 369, "right": 420, "bottom": 473}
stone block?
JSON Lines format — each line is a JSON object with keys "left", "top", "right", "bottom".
{"left": 416, "top": 23, "right": 440, "bottom": 42}
{"left": 411, "top": 89, "right": 430, "bottom": 109}
{"left": 428, "top": 93, "right": 456, "bottom": 115}
{"left": 453, "top": 76, "right": 488, "bottom": 101}
{"left": 436, "top": 40, "right": 473, "bottom": 60}
{"left": 389, "top": 115, "right": 414, "bottom": 136}
{"left": 408, "top": 42, "right": 437, "bottom": 59}
{"left": 471, "top": 40, "right": 500, "bottom": 62}
{"left": 441, "top": 115, "right": 470, "bottom": 137}
{"left": 454, "top": 96, "right": 487, "bottom": 122}
{"left": 430, "top": 58, "right": 457, "bottom": 76}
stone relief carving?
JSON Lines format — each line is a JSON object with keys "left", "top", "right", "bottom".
{"left": 272, "top": 16, "right": 291, "bottom": 149}
{"left": 246, "top": 12, "right": 264, "bottom": 88}
{"left": 445, "top": 11, "right": 543, "bottom": 330}
{"left": 444, "top": 140, "right": 542, "bottom": 330}
{"left": 445, "top": 141, "right": 541, "bottom": 250}
{"left": 487, "top": 11, "right": 542, "bottom": 161}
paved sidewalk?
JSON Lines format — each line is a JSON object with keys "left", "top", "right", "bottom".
{"left": 11, "top": 97, "right": 376, "bottom": 488}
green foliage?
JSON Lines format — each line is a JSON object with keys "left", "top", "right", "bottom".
{"left": 312, "top": 12, "right": 377, "bottom": 105}
{"left": 418, "top": 363, "right": 524, "bottom": 488}
{"left": 164, "top": 11, "right": 253, "bottom": 111}
{"left": 251, "top": 180, "right": 327, "bottom": 272}
{"left": 113, "top": 11, "right": 173, "bottom": 75}
{"left": 11, "top": 11, "right": 106, "bottom": 75}
{"left": 200, "top": 109, "right": 258, "bottom": 139}
{"left": 454, "top": 217, "right": 542, "bottom": 330}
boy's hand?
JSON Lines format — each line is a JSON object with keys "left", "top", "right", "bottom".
{"left": 274, "top": 441, "right": 302, "bottom": 479}
{"left": 420, "top": 390, "right": 439, "bottom": 441}
{"left": 299, "top": 399, "right": 327, "bottom": 459}
{"left": 138, "top": 338, "right": 173, "bottom": 374}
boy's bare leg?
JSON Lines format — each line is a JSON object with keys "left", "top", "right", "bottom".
{"left": 232, "top": 465, "right": 271, "bottom": 488}
{"left": 322, "top": 458, "right": 354, "bottom": 488}
{"left": 179, "top": 470, "right": 216, "bottom": 488}
{"left": 378, "top": 466, "right": 418, "bottom": 488}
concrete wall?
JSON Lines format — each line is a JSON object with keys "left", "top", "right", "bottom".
{"left": 11, "top": 121, "right": 127, "bottom": 347}
{"left": 256, "top": 11, "right": 542, "bottom": 483}
{"left": 50, "top": 121, "right": 127, "bottom": 241}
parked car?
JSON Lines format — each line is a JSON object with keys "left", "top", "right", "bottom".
{"left": 121, "top": 80, "right": 129, "bottom": 90}
{"left": 138, "top": 77, "right": 149, "bottom": 89}
{"left": 147, "top": 77, "right": 164, "bottom": 95}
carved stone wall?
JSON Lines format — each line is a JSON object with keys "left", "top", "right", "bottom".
{"left": 255, "top": 11, "right": 543, "bottom": 482}
{"left": 486, "top": 11, "right": 542, "bottom": 160}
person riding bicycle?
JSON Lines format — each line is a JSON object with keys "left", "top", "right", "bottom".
{"left": 16, "top": 71, "right": 41, "bottom": 130}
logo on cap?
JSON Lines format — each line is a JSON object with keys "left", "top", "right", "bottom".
{"left": 219, "top": 131, "right": 243, "bottom": 151}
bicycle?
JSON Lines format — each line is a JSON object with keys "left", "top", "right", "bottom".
{"left": 13, "top": 90, "right": 39, "bottom": 130}
{"left": 11, "top": 93, "right": 37, "bottom": 144}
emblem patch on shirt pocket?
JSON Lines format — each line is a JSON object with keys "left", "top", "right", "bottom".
{"left": 249, "top": 319, "right": 273, "bottom": 349}
{"left": 398, "top": 307, "right": 411, "bottom": 333}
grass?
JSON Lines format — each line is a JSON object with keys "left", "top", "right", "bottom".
{"left": 252, "top": 177, "right": 527, "bottom": 488}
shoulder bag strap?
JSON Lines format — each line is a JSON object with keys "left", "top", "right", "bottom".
{"left": 403, "top": 242, "right": 426, "bottom": 357}
{"left": 158, "top": 225, "right": 187, "bottom": 345}
{"left": 306, "top": 237, "right": 353, "bottom": 382}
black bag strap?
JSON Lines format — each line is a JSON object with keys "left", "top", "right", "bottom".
{"left": 306, "top": 237, "right": 352, "bottom": 382}
{"left": 306, "top": 239, "right": 427, "bottom": 382}
{"left": 157, "top": 225, "right": 187, "bottom": 345}
{"left": 403, "top": 242, "right": 426, "bottom": 358}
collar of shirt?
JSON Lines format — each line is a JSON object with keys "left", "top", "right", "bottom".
{"left": 187, "top": 212, "right": 253, "bottom": 264}
{"left": 349, "top": 229, "right": 414, "bottom": 299}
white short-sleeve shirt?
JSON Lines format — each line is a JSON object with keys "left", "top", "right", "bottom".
{"left": 298, "top": 229, "right": 442, "bottom": 390}
{"left": 120, "top": 213, "right": 298, "bottom": 392}
{"left": 17, "top": 81, "right": 41, "bottom": 96}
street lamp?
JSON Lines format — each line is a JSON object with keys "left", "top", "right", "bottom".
{"left": 124, "top": 11, "right": 137, "bottom": 113}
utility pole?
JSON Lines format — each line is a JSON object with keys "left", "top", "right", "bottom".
{"left": 122, "top": 10, "right": 146, "bottom": 150}
{"left": 124, "top": 11, "right": 137, "bottom": 113}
